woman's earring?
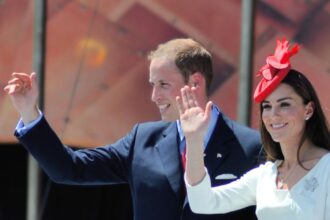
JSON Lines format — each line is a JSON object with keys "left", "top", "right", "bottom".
{"left": 305, "top": 116, "right": 310, "bottom": 121}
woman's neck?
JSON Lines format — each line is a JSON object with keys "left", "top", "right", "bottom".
{"left": 280, "top": 139, "right": 314, "bottom": 167}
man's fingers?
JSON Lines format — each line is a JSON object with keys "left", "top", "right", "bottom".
{"left": 8, "top": 77, "right": 23, "bottom": 85}
{"left": 5, "top": 72, "right": 35, "bottom": 94}
{"left": 4, "top": 84, "right": 22, "bottom": 95}
{"left": 30, "top": 72, "right": 37, "bottom": 87}
{"left": 11, "top": 84, "right": 22, "bottom": 94}
{"left": 3, "top": 85, "right": 12, "bottom": 93}
{"left": 15, "top": 72, "right": 34, "bottom": 88}
{"left": 8, "top": 78, "right": 30, "bottom": 92}
{"left": 12, "top": 72, "right": 31, "bottom": 78}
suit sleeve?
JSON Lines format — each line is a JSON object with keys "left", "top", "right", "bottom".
{"left": 16, "top": 116, "right": 135, "bottom": 185}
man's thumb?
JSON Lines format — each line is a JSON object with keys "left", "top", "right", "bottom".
{"left": 30, "top": 72, "right": 38, "bottom": 86}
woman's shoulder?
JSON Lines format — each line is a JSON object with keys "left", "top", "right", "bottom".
{"left": 316, "top": 151, "right": 330, "bottom": 165}
{"left": 306, "top": 149, "right": 330, "bottom": 169}
{"left": 246, "top": 160, "right": 277, "bottom": 176}
{"left": 317, "top": 149, "right": 330, "bottom": 158}
{"left": 240, "top": 161, "right": 277, "bottom": 182}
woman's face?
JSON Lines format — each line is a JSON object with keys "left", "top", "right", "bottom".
{"left": 261, "top": 83, "right": 313, "bottom": 144}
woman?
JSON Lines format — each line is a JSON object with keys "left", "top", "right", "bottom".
{"left": 177, "top": 38, "right": 330, "bottom": 220}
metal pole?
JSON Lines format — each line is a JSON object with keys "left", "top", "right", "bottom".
{"left": 27, "top": 0, "right": 46, "bottom": 220}
{"left": 237, "top": 0, "right": 255, "bottom": 126}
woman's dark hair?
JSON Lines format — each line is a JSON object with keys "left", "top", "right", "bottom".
{"left": 260, "top": 69, "right": 330, "bottom": 162}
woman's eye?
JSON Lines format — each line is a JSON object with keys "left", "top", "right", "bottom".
{"left": 262, "top": 104, "right": 271, "bottom": 110}
{"left": 280, "top": 102, "right": 290, "bottom": 107}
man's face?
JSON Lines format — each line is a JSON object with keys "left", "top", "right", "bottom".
{"left": 149, "top": 57, "right": 186, "bottom": 121}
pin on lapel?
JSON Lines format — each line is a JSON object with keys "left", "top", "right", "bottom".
{"left": 217, "top": 153, "right": 222, "bottom": 158}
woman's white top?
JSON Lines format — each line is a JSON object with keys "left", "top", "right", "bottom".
{"left": 186, "top": 153, "right": 330, "bottom": 220}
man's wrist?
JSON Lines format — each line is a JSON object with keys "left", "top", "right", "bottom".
{"left": 21, "top": 106, "right": 41, "bottom": 125}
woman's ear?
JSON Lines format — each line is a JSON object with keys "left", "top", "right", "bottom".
{"left": 305, "top": 101, "right": 314, "bottom": 120}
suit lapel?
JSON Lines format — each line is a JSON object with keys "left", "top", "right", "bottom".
{"left": 183, "top": 115, "right": 237, "bottom": 207}
{"left": 204, "top": 114, "right": 235, "bottom": 177}
{"left": 155, "top": 122, "right": 182, "bottom": 201}
{"left": 154, "top": 114, "right": 237, "bottom": 203}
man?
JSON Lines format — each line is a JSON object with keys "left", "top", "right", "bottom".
{"left": 5, "top": 38, "right": 261, "bottom": 220}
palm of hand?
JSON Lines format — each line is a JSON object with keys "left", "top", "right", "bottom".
{"left": 180, "top": 106, "right": 209, "bottom": 137}
{"left": 12, "top": 87, "right": 38, "bottom": 112}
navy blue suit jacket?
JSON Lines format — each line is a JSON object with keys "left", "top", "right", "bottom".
{"left": 16, "top": 112, "right": 261, "bottom": 220}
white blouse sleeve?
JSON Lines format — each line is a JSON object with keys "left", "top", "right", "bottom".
{"left": 325, "top": 173, "right": 330, "bottom": 219}
{"left": 185, "top": 165, "right": 264, "bottom": 214}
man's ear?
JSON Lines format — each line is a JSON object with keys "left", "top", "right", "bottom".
{"left": 188, "top": 72, "right": 204, "bottom": 88}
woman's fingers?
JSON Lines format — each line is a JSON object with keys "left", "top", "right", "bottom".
{"left": 181, "top": 86, "right": 189, "bottom": 110}
{"left": 186, "top": 87, "right": 196, "bottom": 108}
{"left": 204, "top": 101, "right": 213, "bottom": 120}
{"left": 181, "top": 86, "right": 199, "bottom": 110}
{"left": 176, "top": 95, "right": 184, "bottom": 116}
{"left": 190, "top": 86, "right": 199, "bottom": 107}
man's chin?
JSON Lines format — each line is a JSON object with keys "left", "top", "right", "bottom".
{"left": 160, "top": 115, "right": 178, "bottom": 122}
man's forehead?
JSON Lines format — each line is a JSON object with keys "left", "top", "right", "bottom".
{"left": 149, "top": 77, "right": 168, "bottom": 83}
{"left": 149, "top": 71, "right": 186, "bottom": 83}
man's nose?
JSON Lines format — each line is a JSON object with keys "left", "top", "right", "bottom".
{"left": 151, "top": 87, "right": 160, "bottom": 102}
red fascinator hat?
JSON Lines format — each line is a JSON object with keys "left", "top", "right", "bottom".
{"left": 253, "top": 38, "right": 300, "bottom": 102}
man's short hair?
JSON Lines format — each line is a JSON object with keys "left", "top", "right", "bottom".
{"left": 148, "top": 38, "right": 213, "bottom": 95}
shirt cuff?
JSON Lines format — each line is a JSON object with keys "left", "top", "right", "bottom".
{"left": 16, "top": 112, "right": 43, "bottom": 136}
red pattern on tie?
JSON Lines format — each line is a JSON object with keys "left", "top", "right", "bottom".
{"left": 181, "top": 145, "right": 186, "bottom": 171}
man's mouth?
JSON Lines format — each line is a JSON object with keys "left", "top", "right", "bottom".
{"left": 158, "top": 104, "right": 170, "bottom": 112}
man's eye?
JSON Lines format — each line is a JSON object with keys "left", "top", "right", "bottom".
{"left": 160, "top": 83, "right": 170, "bottom": 88}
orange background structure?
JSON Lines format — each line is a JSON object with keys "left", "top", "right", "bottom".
{"left": 1, "top": 0, "right": 329, "bottom": 148}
